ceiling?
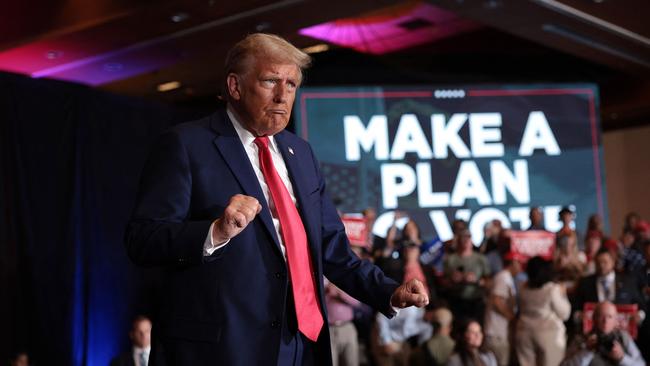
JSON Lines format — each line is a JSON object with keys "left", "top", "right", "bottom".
{"left": 0, "top": 0, "right": 648, "bottom": 130}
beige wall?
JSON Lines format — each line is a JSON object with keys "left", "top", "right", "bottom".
{"left": 602, "top": 124, "right": 650, "bottom": 236}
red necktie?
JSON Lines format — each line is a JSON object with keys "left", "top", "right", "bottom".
{"left": 254, "top": 136, "right": 323, "bottom": 342}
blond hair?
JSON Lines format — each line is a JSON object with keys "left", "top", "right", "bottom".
{"left": 225, "top": 33, "right": 311, "bottom": 81}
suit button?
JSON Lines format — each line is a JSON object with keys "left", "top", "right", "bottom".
{"left": 275, "top": 272, "right": 282, "bottom": 279}
{"left": 271, "top": 320, "right": 280, "bottom": 328}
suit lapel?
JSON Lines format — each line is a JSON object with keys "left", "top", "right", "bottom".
{"left": 210, "top": 112, "right": 282, "bottom": 256}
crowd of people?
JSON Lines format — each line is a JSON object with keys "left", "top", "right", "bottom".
{"left": 325, "top": 208, "right": 649, "bottom": 366}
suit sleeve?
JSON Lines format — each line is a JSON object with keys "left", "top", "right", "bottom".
{"left": 124, "top": 129, "right": 213, "bottom": 267}
{"left": 307, "top": 146, "right": 399, "bottom": 317}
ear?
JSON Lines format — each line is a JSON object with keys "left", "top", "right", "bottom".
{"left": 226, "top": 73, "right": 241, "bottom": 101}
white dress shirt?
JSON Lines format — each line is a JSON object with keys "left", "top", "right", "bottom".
{"left": 132, "top": 345, "right": 150, "bottom": 366}
{"left": 596, "top": 271, "right": 616, "bottom": 302}
{"left": 203, "top": 105, "right": 296, "bottom": 259}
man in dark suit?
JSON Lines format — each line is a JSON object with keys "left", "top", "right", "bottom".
{"left": 125, "top": 33, "right": 428, "bottom": 365}
{"left": 573, "top": 249, "right": 646, "bottom": 324}
{"left": 110, "top": 316, "right": 152, "bottom": 366}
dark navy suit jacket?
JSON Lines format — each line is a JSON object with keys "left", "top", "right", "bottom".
{"left": 125, "top": 110, "right": 399, "bottom": 365}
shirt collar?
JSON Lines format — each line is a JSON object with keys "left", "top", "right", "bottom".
{"left": 133, "top": 345, "right": 151, "bottom": 354}
{"left": 226, "top": 105, "right": 280, "bottom": 154}
{"left": 598, "top": 271, "right": 615, "bottom": 282}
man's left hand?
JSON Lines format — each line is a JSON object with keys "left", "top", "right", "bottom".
{"left": 390, "top": 279, "right": 429, "bottom": 308}
{"left": 609, "top": 341, "right": 624, "bottom": 362}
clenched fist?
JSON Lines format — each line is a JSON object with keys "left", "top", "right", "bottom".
{"left": 211, "top": 194, "right": 262, "bottom": 244}
{"left": 390, "top": 279, "right": 429, "bottom": 308}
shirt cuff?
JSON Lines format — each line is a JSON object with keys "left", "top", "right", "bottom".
{"left": 203, "top": 221, "right": 230, "bottom": 256}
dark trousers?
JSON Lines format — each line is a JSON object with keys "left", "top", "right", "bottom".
{"left": 278, "top": 283, "right": 317, "bottom": 366}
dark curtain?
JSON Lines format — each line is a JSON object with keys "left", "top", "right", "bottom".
{"left": 0, "top": 72, "right": 211, "bottom": 366}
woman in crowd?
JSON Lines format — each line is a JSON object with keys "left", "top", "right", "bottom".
{"left": 582, "top": 231, "right": 602, "bottom": 276}
{"left": 553, "top": 233, "right": 585, "bottom": 292}
{"left": 516, "top": 256, "right": 572, "bottom": 366}
{"left": 447, "top": 318, "right": 497, "bottom": 366}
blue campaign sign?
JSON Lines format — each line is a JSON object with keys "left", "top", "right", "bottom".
{"left": 295, "top": 85, "right": 607, "bottom": 244}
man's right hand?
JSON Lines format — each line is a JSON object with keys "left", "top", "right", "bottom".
{"left": 212, "top": 194, "right": 262, "bottom": 244}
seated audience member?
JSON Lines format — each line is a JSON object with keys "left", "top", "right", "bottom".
{"left": 8, "top": 352, "right": 29, "bottom": 366}
{"left": 484, "top": 252, "right": 523, "bottom": 366}
{"left": 443, "top": 229, "right": 490, "bottom": 321}
{"left": 554, "top": 233, "right": 586, "bottom": 292}
{"left": 527, "top": 207, "right": 546, "bottom": 231}
{"left": 516, "top": 256, "right": 571, "bottom": 366}
{"left": 371, "top": 306, "right": 432, "bottom": 366}
{"left": 447, "top": 318, "right": 497, "bottom": 366}
{"left": 325, "top": 279, "right": 362, "bottom": 366}
{"left": 573, "top": 249, "right": 646, "bottom": 325}
{"left": 110, "top": 315, "right": 153, "bottom": 366}
{"left": 411, "top": 307, "right": 456, "bottom": 366}
{"left": 561, "top": 301, "right": 645, "bottom": 366}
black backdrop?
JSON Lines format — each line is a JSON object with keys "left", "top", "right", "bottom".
{"left": 0, "top": 72, "right": 211, "bottom": 366}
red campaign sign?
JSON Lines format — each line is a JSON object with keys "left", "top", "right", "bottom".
{"left": 341, "top": 216, "right": 368, "bottom": 247}
{"left": 582, "top": 303, "right": 638, "bottom": 339}
{"left": 510, "top": 230, "right": 555, "bottom": 262}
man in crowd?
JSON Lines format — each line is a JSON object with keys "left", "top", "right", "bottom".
{"left": 125, "top": 33, "right": 428, "bottom": 365}
{"left": 562, "top": 301, "right": 644, "bottom": 365}
{"left": 573, "top": 249, "right": 646, "bottom": 323}
{"left": 110, "top": 315, "right": 154, "bottom": 366}
{"left": 443, "top": 229, "right": 490, "bottom": 320}
{"left": 527, "top": 207, "right": 546, "bottom": 231}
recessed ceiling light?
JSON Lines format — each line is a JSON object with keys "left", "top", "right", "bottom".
{"left": 171, "top": 12, "right": 190, "bottom": 23}
{"left": 157, "top": 81, "right": 182, "bottom": 92}
{"left": 302, "top": 44, "right": 330, "bottom": 54}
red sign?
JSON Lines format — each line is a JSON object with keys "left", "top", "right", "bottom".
{"left": 341, "top": 216, "right": 368, "bottom": 247}
{"left": 582, "top": 303, "right": 638, "bottom": 339}
{"left": 510, "top": 230, "right": 555, "bottom": 262}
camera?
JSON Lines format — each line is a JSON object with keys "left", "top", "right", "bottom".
{"left": 596, "top": 332, "right": 622, "bottom": 355}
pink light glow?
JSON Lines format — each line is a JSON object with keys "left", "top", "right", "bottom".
{"left": 299, "top": 3, "right": 479, "bottom": 55}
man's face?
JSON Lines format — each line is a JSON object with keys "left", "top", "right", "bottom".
{"left": 130, "top": 319, "right": 152, "bottom": 348}
{"left": 595, "top": 303, "right": 618, "bottom": 334}
{"left": 228, "top": 61, "right": 300, "bottom": 136}
{"left": 596, "top": 252, "right": 614, "bottom": 276}
{"left": 11, "top": 354, "right": 28, "bottom": 366}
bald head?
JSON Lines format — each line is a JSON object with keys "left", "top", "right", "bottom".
{"left": 593, "top": 301, "right": 618, "bottom": 335}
